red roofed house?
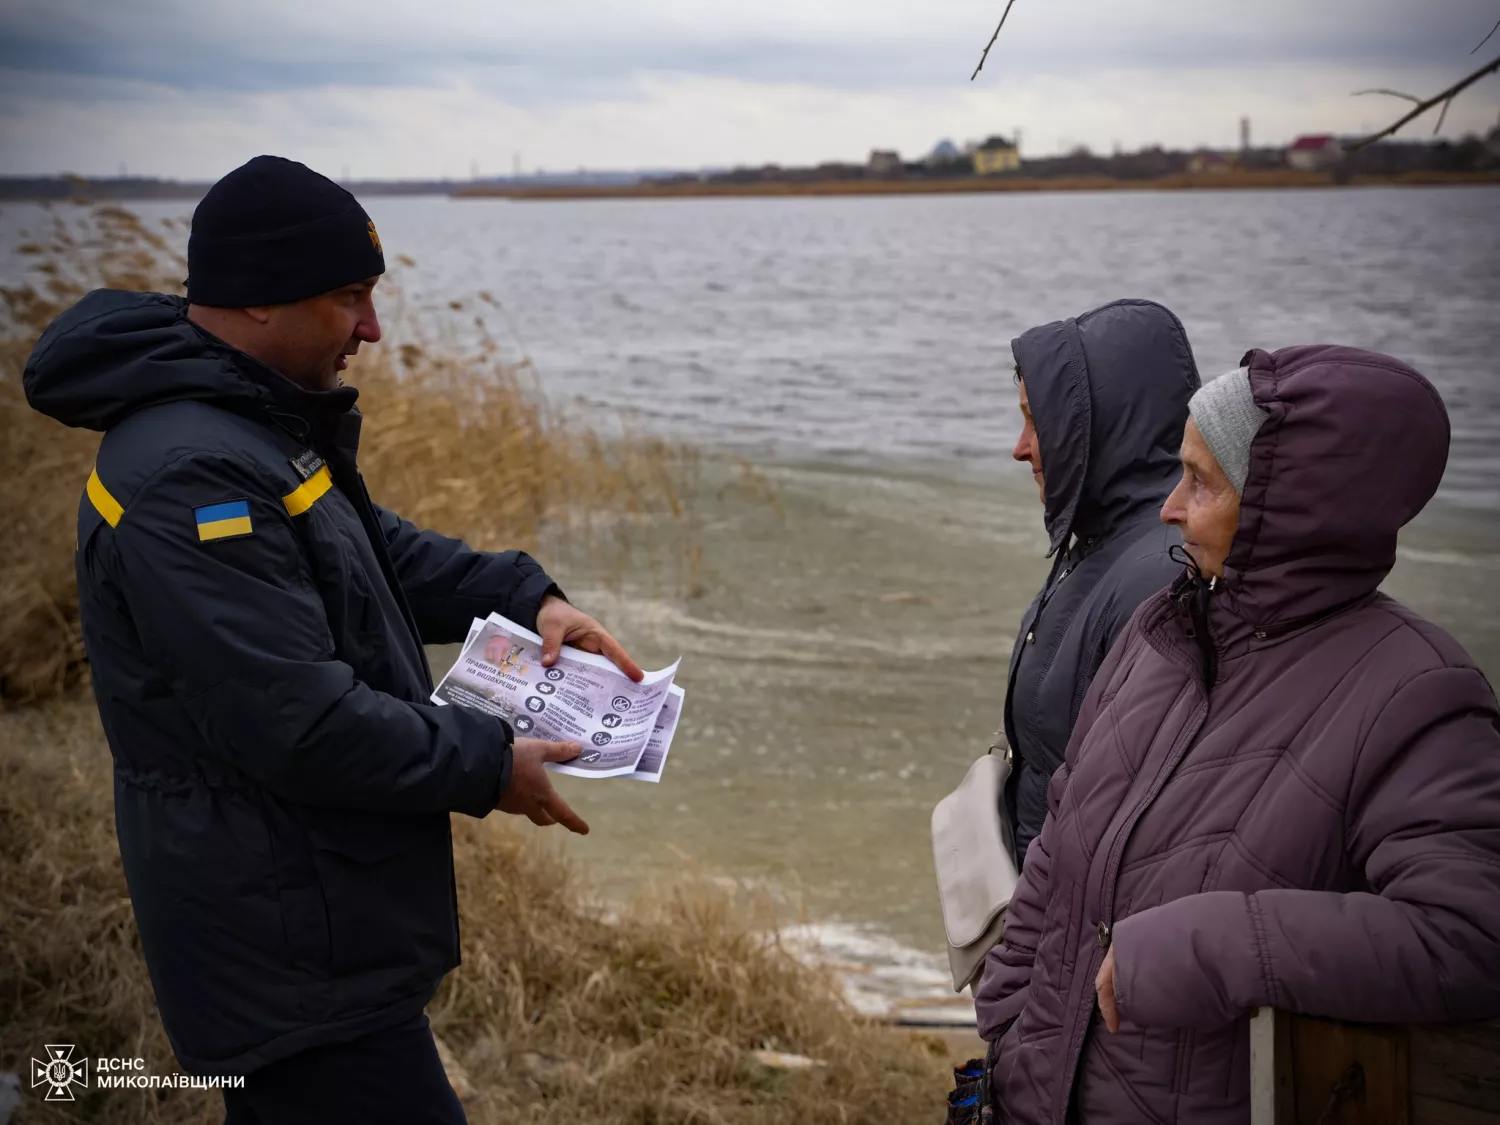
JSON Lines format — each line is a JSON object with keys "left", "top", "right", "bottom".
{"left": 1286, "top": 134, "right": 1344, "bottom": 172}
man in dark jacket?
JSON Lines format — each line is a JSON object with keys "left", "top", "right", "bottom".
{"left": 24, "top": 156, "right": 641, "bottom": 1123}
{"left": 1003, "top": 300, "right": 1199, "bottom": 865}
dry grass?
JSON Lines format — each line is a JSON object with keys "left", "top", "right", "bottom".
{"left": 0, "top": 702, "right": 214, "bottom": 1124}
{"left": 0, "top": 206, "right": 696, "bottom": 705}
{"left": 350, "top": 283, "right": 700, "bottom": 583}
{"left": 0, "top": 699, "right": 951, "bottom": 1124}
{"left": 0, "top": 206, "right": 184, "bottom": 705}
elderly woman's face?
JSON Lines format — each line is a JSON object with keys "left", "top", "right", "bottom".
{"left": 1161, "top": 419, "right": 1240, "bottom": 579}
{"left": 1011, "top": 376, "right": 1044, "bottom": 504}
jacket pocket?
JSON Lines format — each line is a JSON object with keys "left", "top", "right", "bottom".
{"left": 261, "top": 795, "right": 333, "bottom": 983}
{"left": 304, "top": 808, "right": 456, "bottom": 979}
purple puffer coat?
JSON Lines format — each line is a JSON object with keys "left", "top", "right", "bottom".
{"left": 974, "top": 345, "right": 1500, "bottom": 1124}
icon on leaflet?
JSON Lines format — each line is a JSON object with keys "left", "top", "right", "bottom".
{"left": 513, "top": 715, "right": 535, "bottom": 733}
{"left": 601, "top": 713, "right": 622, "bottom": 729}
{"left": 536, "top": 682, "right": 556, "bottom": 695}
{"left": 591, "top": 731, "right": 613, "bottom": 747}
{"left": 545, "top": 667, "right": 564, "bottom": 682}
{"left": 581, "top": 750, "right": 603, "bottom": 763}
{"left": 525, "top": 697, "right": 546, "bottom": 713}
{"left": 611, "top": 696, "right": 631, "bottom": 713}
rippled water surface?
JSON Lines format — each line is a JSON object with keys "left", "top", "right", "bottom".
{"left": 368, "top": 186, "right": 1500, "bottom": 508}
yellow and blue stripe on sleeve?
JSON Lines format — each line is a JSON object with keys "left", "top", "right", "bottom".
{"left": 195, "top": 499, "right": 254, "bottom": 542}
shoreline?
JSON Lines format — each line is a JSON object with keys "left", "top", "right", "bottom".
{"left": 3, "top": 170, "right": 1494, "bottom": 206}
{"left": 457, "top": 169, "right": 1500, "bottom": 202}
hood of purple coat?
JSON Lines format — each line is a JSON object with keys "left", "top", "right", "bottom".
{"left": 1216, "top": 345, "right": 1450, "bottom": 636}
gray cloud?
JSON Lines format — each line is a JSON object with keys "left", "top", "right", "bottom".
{"left": 1, "top": 0, "right": 1494, "bottom": 101}
{"left": 2, "top": 0, "right": 1496, "bottom": 177}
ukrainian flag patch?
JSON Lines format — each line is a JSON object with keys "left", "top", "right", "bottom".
{"left": 195, "top": 499, "right": 254, "bottom": 542}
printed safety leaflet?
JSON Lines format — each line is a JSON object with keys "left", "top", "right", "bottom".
{"left": 434, "top": 614, "right": 684, "bottom": 782}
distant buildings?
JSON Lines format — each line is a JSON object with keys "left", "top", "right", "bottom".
{"left": 973, "top": 135, "right": 1021, "bottom": 175}
{"left": 1187, "top": 151, "right": 1233, "bottom": 174}
{"left": 927, "top": 139, "right": 961, "bottom": 165}
{"left": 629, "top": 124, "right": 1495, "bottom": 195}
{"left": 1286, "top": 135, "right": 1344, "bottom": 172}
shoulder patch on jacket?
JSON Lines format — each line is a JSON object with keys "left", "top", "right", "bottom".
{"left": 283, "top": 464, "right": 333, "bottom": 516}
{"left": 289, "top": 449, "right": 326, "bottom": 482}
{"left": 195, "top": 499, "right": 254, "bottom": 542}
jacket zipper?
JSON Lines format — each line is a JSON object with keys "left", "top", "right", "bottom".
{"left": 1053, "top": 681, "right": 1211, "bottom": 1122}
{"left": 319, "top": 446, "right": 433, "bottom": 689}
{"left": 1001, "top": 547, "right": 1073, "bottom": 850}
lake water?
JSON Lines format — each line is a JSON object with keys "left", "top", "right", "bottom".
{"left": 6, "top": 187, "right": 1499, "bottom": 1019}
{"left": 367, "top": 187, "right": 1500, "bottom": 509}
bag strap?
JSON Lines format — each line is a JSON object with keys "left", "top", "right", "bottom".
{"left": 986, "top": 725, "right": 1013, "bottom": 766}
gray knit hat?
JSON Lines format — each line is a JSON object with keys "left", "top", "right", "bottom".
{"left": 1188, "top": 367, "right": 1270, "bottom": 495}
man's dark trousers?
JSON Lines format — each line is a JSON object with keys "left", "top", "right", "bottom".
{"left": 222, "top": 1015, "right": 466, "bottom": 1124}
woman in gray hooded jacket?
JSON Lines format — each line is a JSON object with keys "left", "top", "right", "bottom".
{"left": 1003, "top": 299, "right": 1200, "bottom": 865}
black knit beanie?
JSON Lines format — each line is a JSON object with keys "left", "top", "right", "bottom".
{"left": 186, "top": 155, "right": 385, "bottom": 308}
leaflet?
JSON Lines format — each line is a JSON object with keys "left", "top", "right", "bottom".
{"left": 627, "top": 684, "right": 684, "bottom": 783}
{"left": 434, "top": 614, "right": 683, "bottom": 780}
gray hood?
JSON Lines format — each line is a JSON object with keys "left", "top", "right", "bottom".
{"left": 1012, "top": 298, "right": 1201, "bottom": 555}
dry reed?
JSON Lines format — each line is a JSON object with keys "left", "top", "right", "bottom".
{"left": 0, "top": 205, "right": 695, "bottom": 705}
{"left": 0, "top": 699, "right": 951, "bottom": 1124}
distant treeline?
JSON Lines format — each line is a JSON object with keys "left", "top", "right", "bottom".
{"left": 0, "top": 177, "right": 463, "bottom": 203}
{"left": 0, "top": 169, "right": 683, "bottom": 203}
{"left": 661, "top": 137, "right": 1500, "bottom": 189}
{"left": 6, "top": 135, "right": 1496, "bottom": 203}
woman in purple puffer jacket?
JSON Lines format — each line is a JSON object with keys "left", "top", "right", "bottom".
{"left": 973, "top": 345, "right": 1500, "bottom": 1124}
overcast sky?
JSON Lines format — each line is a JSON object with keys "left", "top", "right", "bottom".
{"left": 2, "top": 0, "right": 1497, "bottom": 178}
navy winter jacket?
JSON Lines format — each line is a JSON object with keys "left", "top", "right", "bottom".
{"left": 1003, "top": 300, "right": 1199, "bottom": 865}
{"left": 24, "top": 290, "right": 559, "bottom": 1075}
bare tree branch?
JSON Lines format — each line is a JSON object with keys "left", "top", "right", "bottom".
{"left": 1352, "top": 88, "right": 1423, "bottom": 104}
{"left": 1433, "top": 96, "right": 1454, "bottom": 135}
{"left": 1348, "top": 52, "right": 1500, "bottom": 149}
{"left": 1474, "top": 14, "right": 1500, "bottom": 53}
{"left": 971, "top": 0, "right": 1020, "bottom": 81}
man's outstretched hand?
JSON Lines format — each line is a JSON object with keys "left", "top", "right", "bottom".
{"left": 498, "top": 738, "right": 589, "bottom": 834}
{"left": 536, "top": 594, "right": 644, "bottom": 682}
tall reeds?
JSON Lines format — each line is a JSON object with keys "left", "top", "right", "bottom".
{"left": 0, "top": 205, "right": 694, "bottom": 704}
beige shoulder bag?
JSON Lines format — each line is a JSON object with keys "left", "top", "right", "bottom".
{"left": 930, "top": 729, "right": 1020, "bottom": 992}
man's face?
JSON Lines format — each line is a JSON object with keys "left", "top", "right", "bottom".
{"left": 254, "top": 277, "right": 382, "bottom": 391}
{"left": 1161, "top": 419, "right": 1241, "bottom": 578}
{"left": 1012, "top": 377, "right": 1044, "bottom": 503}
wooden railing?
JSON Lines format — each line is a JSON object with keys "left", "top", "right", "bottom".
{"left": 1249, "top": 1009, "right": 1500, "bottom": 1124}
